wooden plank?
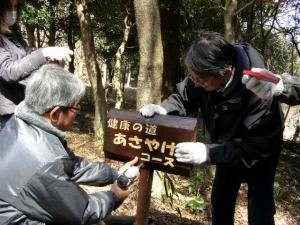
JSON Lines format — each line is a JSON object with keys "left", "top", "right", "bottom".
{"left": 104, "top": 109, "right": 198, "bottom": 177}
{"left": 135, "top": 169, "right": 153, "bottom": 225}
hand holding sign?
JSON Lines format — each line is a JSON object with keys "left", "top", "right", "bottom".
{"left": 175, "top": 142, "right": 207, "bottom": 165}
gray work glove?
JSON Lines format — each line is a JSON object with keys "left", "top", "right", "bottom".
{"left": 139, "top": 104, "right": 167, "bottom": 117}
{"left": 175, "top": 142, "right": 207, "bottom": 165}
{"left": 242, "top": 68, "right": 284, "bottom": 99}
{"left": 41, "top": 47, "right": 73, "bottom": 63}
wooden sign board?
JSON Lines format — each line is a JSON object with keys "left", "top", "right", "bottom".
{"left": 104, "top": 109, "right": 198, "bottom": 177}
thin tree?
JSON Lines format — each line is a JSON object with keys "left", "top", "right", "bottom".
{"left": 134, "top": 0, "right": 164, "bottom": 109}
{"left": 112, "top": 5, "right": 133, "bottom": 109}
{"left": 74, "top": 0, "right": 107, "bottom": 139}
{"left": 160, "top": 0, "right": 182, "bottom": 98}
{"left": 224, "top": 0, "right": 237, "bottom": 43}
{"left": 133, "top": 0, "right": 164, "bottom": 224}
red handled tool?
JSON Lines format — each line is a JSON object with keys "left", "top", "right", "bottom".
{"left": 243, "top": 70, "right": 280, "bottom": 84}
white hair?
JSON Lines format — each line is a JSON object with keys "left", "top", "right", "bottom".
{"left": 25, "top": 64, "right": 86, "bottom": 114}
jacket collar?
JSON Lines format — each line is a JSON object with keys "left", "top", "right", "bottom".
{"left": 15, "top": 101, "right": 65, "bottom": 141}
{"left": 213, "top": 44, "right": 250, "bottom": 99}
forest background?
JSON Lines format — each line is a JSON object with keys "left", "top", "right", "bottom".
{"left": 20, "top": 0, "right": 299, "bottom": 224}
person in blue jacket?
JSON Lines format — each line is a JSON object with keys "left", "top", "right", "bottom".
{"left": 140, "top": 31, "right": 284, "bottom": 225}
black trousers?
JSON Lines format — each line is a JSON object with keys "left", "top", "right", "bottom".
{"left": 211, "top": 154, "right": 280, "bottom": 225}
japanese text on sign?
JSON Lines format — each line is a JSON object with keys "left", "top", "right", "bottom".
{"left": 108, "top": 118, "right": 175, "bottom": 167}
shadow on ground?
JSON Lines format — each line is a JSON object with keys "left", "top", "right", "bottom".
{"left": 275, "top": 140, "right": 300, "bottom": 219}
{"left": 149, "top": 208, "right": 208, "bottom": 225}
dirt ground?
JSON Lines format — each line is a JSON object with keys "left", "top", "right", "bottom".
{"left": 66, "top": 89, "right": 300, "bottom": 225}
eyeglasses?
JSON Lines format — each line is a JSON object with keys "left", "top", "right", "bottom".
{"left": 61, "top": 106, "right": 81, "bottom": 113}
{"left": 46, "top": 105, "right": 81, "bottom": 114}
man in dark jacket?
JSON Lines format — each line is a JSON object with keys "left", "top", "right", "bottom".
{"left": 140, "top": 31, "right": 284, "bottom": 225}
{"left": 0, "top": 64, "right": 138, "bottom": 225}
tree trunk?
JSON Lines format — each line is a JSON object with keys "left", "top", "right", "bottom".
{"left": 126, "top": 63, "right": 131, "bottom": 88}
{"left": 245, "top": 1, "right": 255, "bottom": 42}
{"left": 134, "top": 3, "right": 165, "bottom": 215}
{"left": 24, "top": 25, "right": 36, "bottom": 48}
{"left": 36, "top": 26, "right": 41, "bottom": 48}
{"left": 66, "top": 5, "right": 76, "bottom": 73}
{"left": 48, "top": 0, "right": 58, "bottom": 46}
{"left": 224, "top": 0, "right": 237, "bottom": 43}
{"left": 48, "top": 21, "right": 56, "bottom": 46}
{"left": 134, "top": 0, "right": 164, "bottom": 109}
{"left": 160, "top": 0, "right": 181, "bottom": 98}
{"left": 112, "top": 14, "right": 132, "bottom": 109}
{"left": 74, "top": 0, "right": 107, "bottom": 139}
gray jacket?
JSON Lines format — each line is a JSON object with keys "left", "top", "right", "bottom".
{"left": 0, "top": 102, "right": 119, "bottom": 224}
{"left": 0, "top": 25, "right": 47, "bottom": 115}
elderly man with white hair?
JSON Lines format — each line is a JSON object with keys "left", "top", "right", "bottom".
{"left": 0, "top": 64, "right": 138, "bottom": 225}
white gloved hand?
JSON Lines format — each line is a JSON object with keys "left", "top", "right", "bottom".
{"left": 175, "top": 142, "right": 207, "bottom": 165}
{"left": 139, "top": 104, "right": 167, "bottom": 117}
{"left": 242, "top": 68, "right": 284, "bottom": 100}
{"left": 41, "top": 47, "right": 73, "bottom": 63}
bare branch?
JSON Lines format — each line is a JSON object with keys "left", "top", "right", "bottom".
{"left": 235, "top": 0, "right": 257, "bottom": 15}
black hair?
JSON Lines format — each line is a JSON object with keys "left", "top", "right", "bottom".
{"left": 184, "top": 30, "right": 237, "bottom": 76}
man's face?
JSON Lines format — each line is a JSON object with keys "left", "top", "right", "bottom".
{"left": 188, "top": 67, "right": 231, "bottom": 91}
{"left": 55, "top": 101, "right": 81, "bottom": 131}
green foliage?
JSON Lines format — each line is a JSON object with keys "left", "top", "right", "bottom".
{"left": 157, "top": 172, "right": 178, "bottom": 207}
{"left": 154, "top": 133, "right": 211, "bottom": 214}
{"left": 267, "top": 36, "right": 300, "bottom": 75}
{"left": 85, "top": 0, "right": 139, "bottom": 81}
{"left": 21, "top": 4, "right": 55, "bottom": 26}
{"left": 236, "top": 0, "right": 300, "bottom": 74}
{"left": 188, "top": 170, "right": 206, "bottom": 193}
{"left": 185, "top": 168, "right": 213, "bottom": 210}
{"left": 186, "top": 197, "right": 207, "bottom": 210}
{"left": 19, "top": 0, "right": 299, "bottom": 83}
{"left": 179, "top": 0, "right": 224, "bottom": 48}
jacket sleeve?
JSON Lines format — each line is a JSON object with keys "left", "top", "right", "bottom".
{"left": 14, "top": 161, "right": 118, "bottom": 225}
{"left": 0, "top": 39, "right": 47, "bottom": 83}
{"left": 277, "top": 73, "right": 300, "bottom": 106}
{"left": 68, "top": 150, "right": 118, "bottom": 186}
{"left": 161, "top": 77, "right": 201, "bottom": 116}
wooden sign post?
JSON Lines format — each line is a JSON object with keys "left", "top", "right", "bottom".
{"left": 104, "top": 109, "right": 198, "bottom": 225}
